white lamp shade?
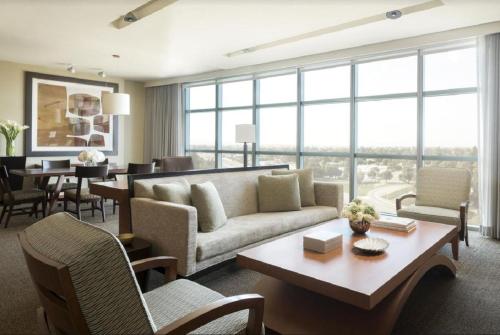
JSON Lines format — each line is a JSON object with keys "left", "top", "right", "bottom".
{"left": 235, "top": 124, "right": 255, "bottom": 143}
{"left": 102, "top": 92, "right": 130, "bottom": 115}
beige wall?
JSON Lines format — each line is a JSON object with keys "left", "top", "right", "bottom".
{"left": 0, "top": 60, "right": 145, "bottom": 166}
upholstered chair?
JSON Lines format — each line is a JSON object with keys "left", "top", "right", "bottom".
{"left": 396, "top": 167, "right": 471, "bottom": 259}
{"left": 19, "top": 212, "right": 264, "bottom": 335}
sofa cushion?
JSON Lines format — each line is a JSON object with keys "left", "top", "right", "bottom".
{"left": 144, "top": 279, "right": 248, "bottom": 334}
{"left": 272, "top": 168, "right": 316, "bottom": 206}
{"left": 258, "top": 174, "right": 301, "bottom": 212}
{"left": 153, "top": 178, "right": 191, "bottom": 205}
{"left": 191, "top": 182, "right": 227, "bottom": 232}
{"left": 134, "top": 169, "right": 281, "bottom": 218}
{"left": 196, "top": 206, "right": 338, "bottom": 261}
{"left": 397, "top": 205, "right": 461, "bottom": 230}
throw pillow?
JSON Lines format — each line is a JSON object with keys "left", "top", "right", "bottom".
{"left": 258, "top": 174, "right": 301, "bottom": 212}
{"left": 153, "top": 179, "right": 191, "bottom": 205}
{"left": 272, "top": 168, "right": 316, "bottom": 206}
{"left": 191, "top": 182, "right": 227, "bottom": 232}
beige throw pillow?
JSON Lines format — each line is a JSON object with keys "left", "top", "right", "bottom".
{"left": 191, "top": 182, "right": 227, "bottom": 232}
{"left": 153, "top": 179, "right": 191, "bottom": 205}
{"left": 258, "top": 174, "right": 301, "bottom": 213}
{"left": 272, "top": 168, "right": 316, "bottom": 206}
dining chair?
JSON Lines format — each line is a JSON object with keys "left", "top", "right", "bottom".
{"left": 41, "top": 159, "right": 77, "bottom": 198}
{"left": 19, "top": 212, "right": 264, "bottom": 335}
{"left": 64, "top": 165, "right": 108, "bottom": 222}
{"left": 0, "top": 166, "right": 46, "bottom": 228}
{"left": 0, "top": 156, "right": 26, "bottom": 191}
{"left": 396, "top": 166, "right": 471, "bottom": 260}
{"left": 112, "top": 162, "right": 156, "bottom": 214}
{"left": 157, "top": 156, "right": 194, "bottom": 172}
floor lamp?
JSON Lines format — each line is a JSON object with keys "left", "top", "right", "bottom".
{"left": 235, "top": 124, "right": 255, "bottom": 168}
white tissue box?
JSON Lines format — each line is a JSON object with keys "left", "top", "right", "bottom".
{"left": 303, "top": 230, "right": 343, "bottom": 253}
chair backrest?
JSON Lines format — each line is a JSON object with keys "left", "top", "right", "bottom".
{"left": 416, "top": 167, "right": 471, "bottom": 210}
{"left": 127, "top": 163, "right": 155, "bottom": 175}
{"left": 97, "top": 158, "right": 109, "bottom": 166}
{"left": 41, "top": 159, "right": 71, "bottom": 170}
{"left": 0, "top": 165, "right": 13, "bottom": 201}
{"left": 19, "top": 213, "right": 155, "bottom": 335}
{"left": 75, "top": 165, "right": 109, "bottom": 179}
{"left": 0, "top": 156, "right": 26, "bottom": 190}
{"left": 158, "top": 156, "right": 194, "bottom": 172}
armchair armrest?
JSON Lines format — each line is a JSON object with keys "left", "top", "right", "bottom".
{"left": 131, "top": 256, "right": 178, "bottom": 283}
{"left": 155, "top": 294, "right": 264, "bottom": 335}
{"left": 396, "top": 194, "right": 416, "bottom": 210}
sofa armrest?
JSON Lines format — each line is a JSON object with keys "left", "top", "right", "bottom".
{"left": 131, "top": 198, "right": 198, "bottom": 276}
{"left": 314, "top": 182, "right": 344, "bottom": 211}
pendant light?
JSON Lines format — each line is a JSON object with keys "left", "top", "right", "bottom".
{"left": 101, "top": 55, "right": 130, "bottom": 115}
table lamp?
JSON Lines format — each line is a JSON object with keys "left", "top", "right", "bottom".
{"left": 235, "top": 124, "right": 255, "bottom": 168}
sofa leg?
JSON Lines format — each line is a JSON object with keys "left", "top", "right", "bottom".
{"left": 451, "top": 234, "right": 459, "bottom": 261}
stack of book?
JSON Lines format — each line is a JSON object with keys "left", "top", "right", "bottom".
{"left": 373, "top": 215, "right": 416, "bottom": 232}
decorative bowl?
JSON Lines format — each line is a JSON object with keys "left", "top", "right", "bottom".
{"left": 117, "top": 233, "right": 135, "bottom": 246}
{"left": 349, "top": 219, "right": 371, "bottom": 234}
{"left": 353, "top": 237, "right": 389, "bottom": 254}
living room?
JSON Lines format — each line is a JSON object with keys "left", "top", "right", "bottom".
{"left": 1, "top": 0, "right": 499, "bottom": 334}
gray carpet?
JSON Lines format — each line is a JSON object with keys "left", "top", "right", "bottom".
{"left": 1, "top": 207, "right": 500, "bottom": 335}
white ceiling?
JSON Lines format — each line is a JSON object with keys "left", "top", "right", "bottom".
{"left": 0, "top": 0, "right": 499, "bottom": 82}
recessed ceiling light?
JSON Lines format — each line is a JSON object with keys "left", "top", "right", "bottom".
{"left": 386, "top": 10, "right": 402, "bottom": 19}
{"left": 98, "top": 71, "right": 106, "bottom": 78}
{"left": 66, "top": 65, "right": 76, "bottom": 73}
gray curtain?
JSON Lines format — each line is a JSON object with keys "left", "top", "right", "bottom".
{"left": 478, "top": 33, "right": 500, "bottom": 239}
{"left": 144, "top": 84, "right": 183, "bottom": 162}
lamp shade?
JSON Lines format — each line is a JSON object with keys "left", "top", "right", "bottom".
{"left": 101, "top": 92, "right": 130, "bottom": 115}
{"left": 235, "top": 124, "right": 255, "bottom": 143}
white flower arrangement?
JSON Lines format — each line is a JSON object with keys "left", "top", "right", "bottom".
{"left": 78, "top": 149, "right": 106, "bottom": 164}
{"left": 341, "top": 198, "right": 379, "bottom": 223}
{"left": 0, "top": 120, "right": 29, "bottom": 156}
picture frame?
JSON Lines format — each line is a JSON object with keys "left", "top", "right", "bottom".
{"left": 24, "top": 71, "right": 119, "bottom": 156}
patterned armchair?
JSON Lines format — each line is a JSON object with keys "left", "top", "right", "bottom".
{"left": 19, "top": 213, "right": 264, "bottom": 335}
{"left": 396, "top": 167, "right": 471, "bottom": 260}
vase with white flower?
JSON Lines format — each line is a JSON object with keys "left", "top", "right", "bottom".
{"left": 78, "top": 149, "right": 106, "bottom": 166}
{"left": 0, "top": 120, "right": 29, "bottom": 156}
{"left": 341, "top": 198, "right": 379, "bottom": 234}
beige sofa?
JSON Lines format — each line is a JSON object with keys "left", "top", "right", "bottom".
{"left": 131, "top": 167, "right": 343, "bottom": 276}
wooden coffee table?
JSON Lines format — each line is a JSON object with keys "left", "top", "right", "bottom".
{"left": 237, "top": 218, "right": 457, "bottom": 335}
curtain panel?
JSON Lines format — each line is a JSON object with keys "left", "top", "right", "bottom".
{"left": 478, "top": 33, "right": 500, "bottom": 239}
{"left": 143, "top": 84, "right": 183, "bottom": 162}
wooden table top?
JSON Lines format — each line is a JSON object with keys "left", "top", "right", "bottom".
{"left": 90, "top": 179, "right": 129, "bottom": 190}
{"left": 10, "top": 165, "right": 128, "bottom": 177}
{"left": 237, "top": 218, "right": 456, "bottom": 310}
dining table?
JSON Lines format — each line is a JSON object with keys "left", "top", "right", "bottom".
{"left": 9, "top": 165, "right": 128, "bottom": 215}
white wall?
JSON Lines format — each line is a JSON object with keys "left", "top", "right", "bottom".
{"left": 0, "top": 60, "right": 145, "bottom": 166}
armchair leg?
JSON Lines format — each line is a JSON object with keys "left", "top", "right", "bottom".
{"left": 4, "top": 204, "right": 13, "bottom": 228}
{"left": 465, "top": 224, "right": 469, "bottom": 247}
{"left": 42, "top": 198, "right": 47, "bottom": 218}
{"left": 451, "top": 234, "right": 459, "bottom": 261}
{"left": 100, "top": 198, "right": 106, "bottom": 222}
{"left": 0, "top": 205, "right": 6, "bottom": 225}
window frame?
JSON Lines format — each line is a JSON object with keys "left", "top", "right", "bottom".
{"left": 183, "top": 42, "right": 478, "bottom": 209}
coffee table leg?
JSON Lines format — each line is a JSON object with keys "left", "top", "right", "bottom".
{"left": 255, "top": 254, "right": 456, "bottom": 335}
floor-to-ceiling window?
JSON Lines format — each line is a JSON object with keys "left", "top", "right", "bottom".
{"left": 184, "top": 41, "right": 478, "bottom": 223}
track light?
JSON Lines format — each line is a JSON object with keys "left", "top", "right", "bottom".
{"left": 386, "top": 10, "right": 402, "bottom": 19}
{"left": 66, "top": 65, "right": 76, "bottom": 74}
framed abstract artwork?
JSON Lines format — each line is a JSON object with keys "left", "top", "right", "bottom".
{"left": 24, "top": 72, "right": 119, "bottom": 156}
